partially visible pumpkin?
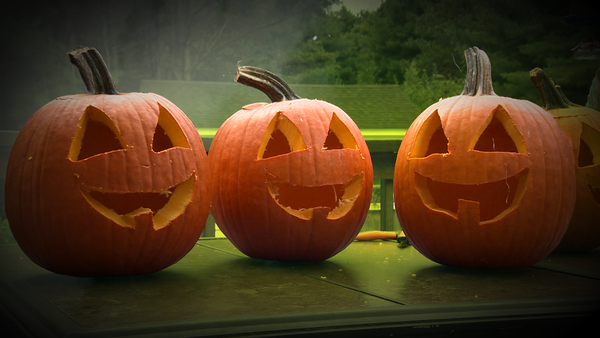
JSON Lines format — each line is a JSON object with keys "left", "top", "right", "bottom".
{"left": 393, "top": 47, "right": 576, "bottom": 269}
{"left": 5, "top": 46, "right": 210, "bottom": 277}
{"left": 208, "top": 66, "right": 373, "bottom": 262}
{"left": 530, "top": 67, "right": 600, "bottom": 252}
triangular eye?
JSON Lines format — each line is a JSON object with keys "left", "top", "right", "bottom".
{"left": 152, "top": 103, "right": 190, "bottom": 152}
{"left": 471, "top": 105, "right": 526, "bottom": 153}
{"left": 323, "top": 130, "right": 343, "bottom": 150}
{"left": 578, "top": 122, "right": 600, "bottom": 168}
{"left": 258, "top": 112, "right": 307, "bottom": 159}
{"left": 322, "top": 113, "right": 358, "bottom": 150}
{"left": 410, "top": 110, "right": 449, "bottom": 158}
{"left": 69, "top": 106, "right": 126, "bottom": 161}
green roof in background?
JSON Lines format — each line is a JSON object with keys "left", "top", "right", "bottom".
{"left": 139, "top": 80, "right": 422, "bottom": 130}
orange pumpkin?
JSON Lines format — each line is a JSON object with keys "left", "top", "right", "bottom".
{"left": 208, "top": 66, "right": 373, "bottom": 261}
{"left": 393, "top": 47, "right": 576, "bottom": 269}
{"left": 5, "top": 46, "right": 210, "bottom": 276}
{"left": 530, "top": 67, "right": 600, "bottom": 252}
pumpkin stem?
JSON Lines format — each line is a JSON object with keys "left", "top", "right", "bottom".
{"left": 556, "top": 85, "right": 578, "bottom": 106}
{"left": 235, "top": 66, "right": 301, "bottom": 102}
{"left": 529, "top": 67, "right": 578, "bottom": 110}
{"left": 68, "top": 45, "right": 119, "bottom": 95}
{"left": 461, "top": 46, "right": 496, "bottom": 96}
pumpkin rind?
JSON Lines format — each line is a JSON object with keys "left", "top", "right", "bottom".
{"left": 530, "top": 67, "right": 600, "bottom": 252}
{"left": 208, "top": 66, "right": 373, "bottom": 262}
{"left": 393, "top": 47, "right": 576, "bottom": 269}
{"left": 5, "top": 46, "right": 210, "bottom": 276}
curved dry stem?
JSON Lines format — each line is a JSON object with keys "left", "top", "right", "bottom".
{"left": 235, "top": 65, "right": 300, "bottom": 102}
{"left": 530, "top": 67, "right": 578, "bottom": 110}
{"left": 68, "top": 45, "right": 119, "bottom": 95}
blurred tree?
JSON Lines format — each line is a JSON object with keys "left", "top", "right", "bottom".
{"left": 1, "top": 0, "right": 597, "bottom": 130}
{"left": 282, "top": 39, "right": 340, "bottom": 84}
{"left": 404, "top": 0, "right": 599, "bottom": 105}
{"left": 281, "top": 5, "right": 358, "bottom": 84}
{"left": 0, "top": 0, "right": 338, "bottom": 130}
{"left": 279, "top": 0, "right": 598, "bottom": 106}
{"left": 119, "top": 0, "right": 339, "bottom": 82}
{"left": 362, "top": 0, "right": 425, "bottom": 84}
{"left": 400, "top": 60, "right": 464, "bottom": 111}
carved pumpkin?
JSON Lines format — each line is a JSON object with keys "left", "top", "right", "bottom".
{"left": 5, "top": 46, "right": 210, "bottom": 277}
{"left": 530, "top": 68, "right": 600, "bottom": 252}
{"left": 393, "top": 47, "right": 576, "bottom": 269}
{"left": 208, "top": 66, "right": 373, "bottom": 262}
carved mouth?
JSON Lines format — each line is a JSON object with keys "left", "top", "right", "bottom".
{"left": 80, "top": 173, "right": 196, "bottom": 229}
{"left": 267, "top": 174, "right": 363, "bottom": 220}
{"left": 414, "top": 169, "right": 529, "bottom": 223}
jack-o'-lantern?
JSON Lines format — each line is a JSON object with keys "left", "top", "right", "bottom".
{"left": 530, "top": 67, "right": 600, "bottom": 252}
{"left": 394, "top": 47, "right": 576, "bottom": 269}
{"left": 208, "top": 66, "right": 373, "bottom": 262}
{"left": 5, "top": 46, "right": 210, "bottom": 277}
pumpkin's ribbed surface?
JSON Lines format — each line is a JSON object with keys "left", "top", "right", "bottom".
{"left": 209, "top": 98, "right": 373, "bottom": 262}
{"left": 531, "top": 67, "right": 600, "bottom": 252}
{"left": 5, "top": 47, "right": 209, "bottom": 277}
{"left": 552, "top": 111, "right": 600, "bottom": 251}
{"left": 393, "top": 48, "right": 576, "bottom": 269}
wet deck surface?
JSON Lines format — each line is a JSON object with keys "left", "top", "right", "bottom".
{"left": 1, "top": 239, "right": 599, "bottom": 337}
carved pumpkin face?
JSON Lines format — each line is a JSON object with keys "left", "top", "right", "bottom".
{"left": 552, "top": 111, "right": 600, "bottom": 251}
{"left": 408, "top": 104, "right": 530, "bottom": 224}
{"left": 258, "top": 107, "right": 366, "bottom": 221}
{"left": 5, "top": 47, "right": 210, "bottom": 277}
{"left": 394, "top": 48, "right": 576, "bottom": 269}
{"left": 208, "top": 99, "right": 373, "bottom": 262}
{"left": 529, "top": 68, "right": 600, "bottom": 252}
{"left": 70, "top": 102, "right": 200, "bottom": 230}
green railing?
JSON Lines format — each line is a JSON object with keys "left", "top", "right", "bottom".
{"left": 198, "top": 128, "right": 405, "bottom": 153}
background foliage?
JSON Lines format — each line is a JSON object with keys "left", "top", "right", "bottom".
{"left": 0, "top": 0, "right": 598, "bottom": 129}
{"left": 281, "top": 0, "right": 599, "bottom": 109}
